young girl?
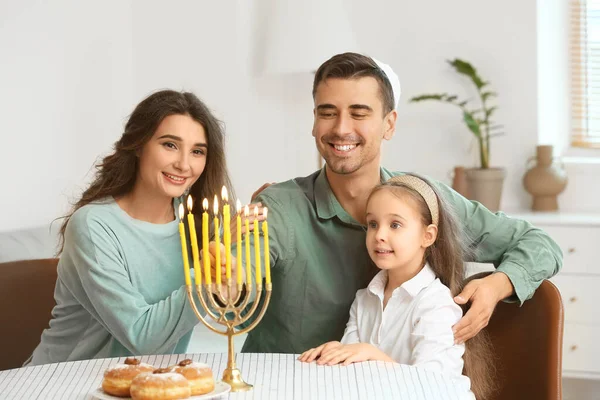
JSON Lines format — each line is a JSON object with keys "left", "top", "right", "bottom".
{"left": 299, "top": 174, "right": 494, "bottom": 399}
{"left": 27, "top": 90, "right": 234, "bottom": 365}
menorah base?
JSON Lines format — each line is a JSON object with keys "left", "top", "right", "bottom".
{"left": 222, "top": 368, "right": 252, "bottom": 392}
{"left": 186, "top": 282, "right": 272, "bottom": 393}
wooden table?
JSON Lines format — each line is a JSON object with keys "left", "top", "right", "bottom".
{"left": 0, "top": 353, "right": 474, "bottom": 399}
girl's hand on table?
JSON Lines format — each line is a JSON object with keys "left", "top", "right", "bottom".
{"left": 298, "top": 341, "right": 341, "bottom": 363}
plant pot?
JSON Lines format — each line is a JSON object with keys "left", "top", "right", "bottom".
{"left": 451, "top": 166, "right": 470, "bottom": 198}
{"left": 465, "top": 167, "right": 506, "bottom": 212}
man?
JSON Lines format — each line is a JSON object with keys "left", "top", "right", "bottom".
{"left": 235, "top": 52, "right": 562, "bottom": 354}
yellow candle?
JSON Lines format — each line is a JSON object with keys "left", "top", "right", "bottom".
{"left": 244, "top": 205, "right": 251, "bottom": 285}
{"left": 178, "top": 203, "right": 192, "bottom": 286}
{"left": 186, "top": 196, "right": 201, "bottom": 286}
{"left": 236, "top": 200, "right": 243, "bottom": 285}
{"left": 202, "top": 198, "right": 211, "bottom": 285}
{"left": 262, "top": 208, "right": 271, "bottom": 285}
{"left": 214, "top": 195, "right": 221, "bottom": 286}
{"left": 253, "top": 206, "right": 262, "bottom": 283}
{"left": 222, "top": 187, "right": 231, "bottom": 281}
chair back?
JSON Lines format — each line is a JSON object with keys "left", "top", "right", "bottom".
{"left": 485, "top": 278, "right": 564, "bottom": 400}
{"left": 0, "top": 258, "right": 58, "bottom": 370}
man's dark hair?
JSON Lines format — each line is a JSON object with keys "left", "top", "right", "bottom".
{"left": 312, "top": 52, "right": 395, "bottom": 115}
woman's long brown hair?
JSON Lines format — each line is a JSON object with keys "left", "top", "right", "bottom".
{"left": 369, "top": 175, "right": 495, "bottom": 400}
{"left": 57, "top": 89, "right": 233, "bottom": 253}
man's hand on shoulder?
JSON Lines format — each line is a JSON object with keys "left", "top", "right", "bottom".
{"left": 452, "top": 272, "right": 514, "bottom": 343}
{"left": 251, "top": 182, "right": 276, "bottom": 202}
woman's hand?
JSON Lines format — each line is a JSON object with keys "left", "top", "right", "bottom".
{"left": 203, "top": 242, "right": 239, "bottom": 298}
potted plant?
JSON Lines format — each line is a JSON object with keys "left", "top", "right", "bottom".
{"left": 409, "top": 59, "right": 505, "bottom": 211}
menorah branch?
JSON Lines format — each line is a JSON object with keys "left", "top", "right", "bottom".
{"left": 202, "top": 285, "right": 231, "bottom": 324}
{"left": 180, "top": 190, "right": 272, "bottom": 392}
{"left": 185, "top": 286, "right": 226, "bottom": 335}
{"left": 236, "top": 284, "right": 272, "bottom": 335}
{"left": 236, "top": 281, "right": 255, "bottom": 316}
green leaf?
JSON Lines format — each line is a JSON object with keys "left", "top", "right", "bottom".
{"left": 463, "top": 111, "right": 481, "bottom": 138}
{"left": 409, "top": 93, "right": 466, "bottom": 106}
{"left": 409, "top": 94, "right": 447, "bottom": 102}
{"left": 447, "top": 59, "right": 486, "bottom": 89}
{"left": 485, "top": 106, "right": 498, "bottom": 119}
{"left": 481, "top": 91, "right": 497, "bottom": 101}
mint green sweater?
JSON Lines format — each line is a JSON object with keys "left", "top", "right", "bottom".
{"left": 28, "top": 198, "right": 199, "bottom": 365}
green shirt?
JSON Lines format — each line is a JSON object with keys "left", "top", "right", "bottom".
{"left": 238, "top": 168, "right": 562, "bottom": 354}
{"left": 28, "top": 198, "right": 199, "bottom": 365}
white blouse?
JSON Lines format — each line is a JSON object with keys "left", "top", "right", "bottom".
{"left": 341, "top": 263, "right": 473, "bottom": 393}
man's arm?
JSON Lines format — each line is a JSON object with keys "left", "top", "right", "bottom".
{"left": 438, "top": 183, "right": 563, "bottom": 301}
{"left": 434, "top": 181, "right": 563, "bottom": 342}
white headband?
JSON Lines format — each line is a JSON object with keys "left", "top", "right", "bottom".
{"left": 387, "top": 175, "right": 439, "bottom": 226}
{"left": 373, "top": 58, "right": 401, "bottom": 109}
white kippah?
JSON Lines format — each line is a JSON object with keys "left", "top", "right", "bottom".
{"left": 373, "top": 58, "right": 401, "bottom": 109}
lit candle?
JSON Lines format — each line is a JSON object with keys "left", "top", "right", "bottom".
{"left": 214, "top": 195, "right": 221, "bottom": 286}
{"left": 236, "top": 200, "right": 243, "bottom": 285}
{"left": 262, "top": 208, "right": 271, "bottom": 285}
{"left": 222, "top": 187, "right": 231, "bottom": 282}
{"left": 254, "top": 206, "right": 262, "bottom": 284}
{"left": 202, "top": 198, "right": 211, "bottom": 285}
{"left": 187, "top": 195, "right": 201, "bottom": 286}
{"left": 244, "top": 205, "right": 251, "bottom": 285}
{"left": 178, "top": 203, "right": 192, "bottom": 286}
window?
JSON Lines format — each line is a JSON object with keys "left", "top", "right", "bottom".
{"left": 571, "top": 0, "right": 600, "bottom": 148}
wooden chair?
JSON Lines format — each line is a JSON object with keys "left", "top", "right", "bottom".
{"left": 0, "top": 258, "right": 58, "bottom": 370}
{"left": 477, "top": 274, "right": 564, "bottom": 399}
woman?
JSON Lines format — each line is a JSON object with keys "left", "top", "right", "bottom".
{"left": 28, "top": 90, "right": 233, "bottom": 365}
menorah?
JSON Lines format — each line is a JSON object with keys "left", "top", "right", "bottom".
{"left": 177, "top": 187, "right": 271, "bottom": 392}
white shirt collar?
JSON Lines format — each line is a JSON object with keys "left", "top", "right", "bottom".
{"left": 367, "top": 263, "right": 437, "bottom": 299}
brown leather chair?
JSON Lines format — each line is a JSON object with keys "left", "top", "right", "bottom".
{"left": 478, "top": 274, "right": 564, "bottom": 400}
{"left": 0, "top": 258, "right": 58, "bottom": 370}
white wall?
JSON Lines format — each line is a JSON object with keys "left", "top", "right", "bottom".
{"left": 537, "top": 0, "right": 569, "bottom": 153}
{"left": 242, "top": 0, "right": 540, "bottom": 210}
{"left": 238, "top": 0, "right": 541, "bottom": 209}
{"left": 0, "top": 0, "right": 133, "bottom": 232}
{"left": 345, "top": 0, "right": 539, "bottom": 210}
{"left": 130, "top": 0, "right": 320, "bottom": 204}
{"left": 0, "top": 0, "right": 583, "bottom": 233}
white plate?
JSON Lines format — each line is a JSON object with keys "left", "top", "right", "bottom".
{"left": 91, "top": 381, "right": 231, "bottom": 399}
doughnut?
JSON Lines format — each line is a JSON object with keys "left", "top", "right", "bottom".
{"left": 130, "top": 368, "right": 191, "bottom": 400}
{"left": 171, "top": 359, "right": 215, "bottom": 395}
{"left": 102, "top": 357, "right": 155, "bottom": 397}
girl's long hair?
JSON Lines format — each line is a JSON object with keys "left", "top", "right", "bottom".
{"left": 57, "top": 89, "right": 233, "bottom": 253}
{"left": 369, "top": 174, "right": 495, "bottom": 400}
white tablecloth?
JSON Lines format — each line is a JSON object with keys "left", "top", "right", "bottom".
{"left": 0, "top": 353, "right": 473, "bottom": 399}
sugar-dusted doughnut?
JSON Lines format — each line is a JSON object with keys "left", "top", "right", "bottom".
{"left": 171, "top": 359, "right": 215, "bottom": 395}
{"left": 102, "top": 357, "right": 155, "bottom": 397}
{"left": 130, "top": 368, "right": 191, "bottom": 400}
